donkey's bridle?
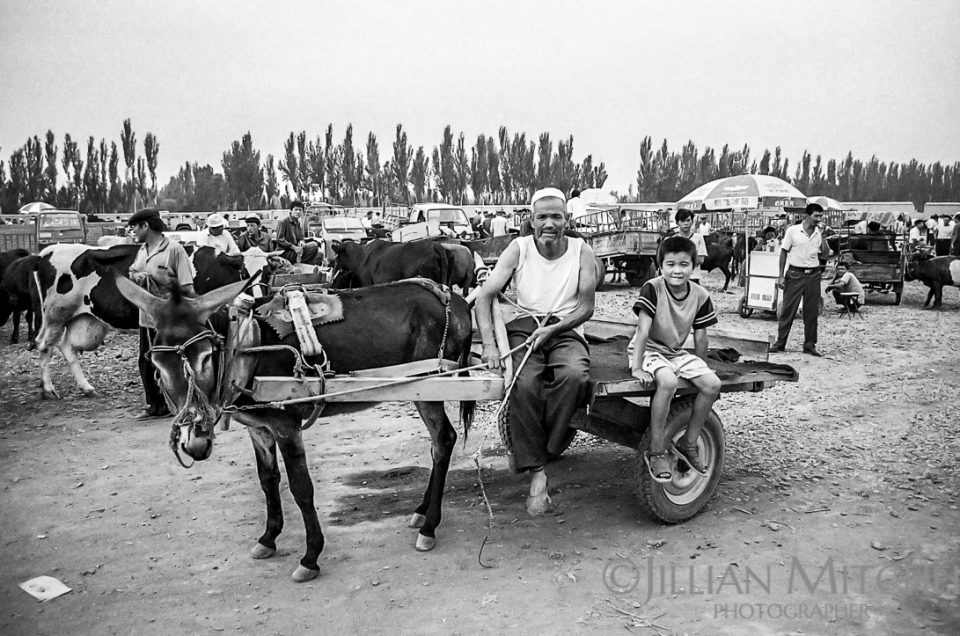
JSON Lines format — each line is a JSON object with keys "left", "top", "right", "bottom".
{"left": 149, "top": 329, "right": 225, "bottom": 469}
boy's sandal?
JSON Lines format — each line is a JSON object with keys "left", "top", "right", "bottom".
{"left": 643, "top": 451, "right": 674, "bottom": 484}
{"left": 672, "top": 440, "right": 709, "bottom": 476}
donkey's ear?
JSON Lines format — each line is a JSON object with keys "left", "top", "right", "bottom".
{"left": 113, "top": 270, "right": 164, "bottom": 318}
{"left": 187, "top": 278, "right": 249, "bottom": 324}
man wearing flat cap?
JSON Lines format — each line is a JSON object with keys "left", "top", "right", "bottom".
{"left": 771, "top": 203, "right": 829, "bottom": 357}
{"left": 237, "top": 214, "right": 274, "bottom": 252}
{"left": 127, "top": 208, "right": 196, "bottom": 419}
{"left": 474, "top": 187, "right": 597, "bottom": 516}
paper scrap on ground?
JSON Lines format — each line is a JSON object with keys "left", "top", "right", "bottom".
{"left": 19, "top": 576, "right": 72, "bottom": 602}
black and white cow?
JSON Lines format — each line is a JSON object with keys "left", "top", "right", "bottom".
{"left": 34, "top": 243, "right": 275, "bottom": 398}
{"left": 905, "top": 252, "right": 960, "bottom": 309}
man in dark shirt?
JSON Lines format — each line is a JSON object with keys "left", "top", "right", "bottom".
{"left": 237, "top": 214, "right": 274, "bottom": 252}
{"left": 275, "top": 201, "right": 320, "bottom": 264}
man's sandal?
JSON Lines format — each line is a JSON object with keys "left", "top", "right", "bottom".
{"left": 643, "top": 451, "right": 674, "bottom": 484}
{"left": 672, "top": 440, "right": 709, "bottom": 476}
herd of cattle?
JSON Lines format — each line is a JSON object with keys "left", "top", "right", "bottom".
{"left": 0, "top": 239, "right": 476, "bottom": 398}
{"left": 0, "top": 237, "right": 957, "bottom": 399}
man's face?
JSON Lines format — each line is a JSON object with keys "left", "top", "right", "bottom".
{"left": 291, "top": 206, "right": 304, "bottom": 219}
{"left": 131, "top": 222, "right": 148, "bottom": 243}
{"left": 209, "top": 225, "right": 224, "bottom": 236}
{"left": 660, "top": 251, "right": 694, "bottom": 288}
{"left": 677, "top": 216, "right": 694, "bottom": 234}
{"left": 246, "top": 222, "right": 259, "bottom": 234}
{"left": 807, "top": 212, "right": 823, "bottom": 228}
{"left": 531, "top": 197, "right": 566, "bottom": 245}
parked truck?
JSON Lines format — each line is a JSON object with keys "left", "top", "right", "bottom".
{"left": 0, "top": 210, "right": 87, "bottom": 253}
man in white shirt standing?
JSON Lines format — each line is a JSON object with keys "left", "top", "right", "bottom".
{"left": 490, "top": 209, "right": 510, "bottom": 237}
{"left": 925, "top": 215, "right": 939, "bottom": 246}
{"left": 770, "top": 203, "right": 827, "bottom": 356}
{"left": 936, "top": 215, "right": 955, "bottom": 256}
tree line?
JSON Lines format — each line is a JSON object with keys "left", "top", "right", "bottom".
{"left": 2, "top": 121, "right": 958, "bottom": 215}
{"left": 635, "top": 137, "right": 960, "bottom": 207}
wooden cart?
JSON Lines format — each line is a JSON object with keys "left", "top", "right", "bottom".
{"left": 837, "top": 229, "right": 906, "bottom": 305}
{"left": 250, "top": 317, "right": 797, "bottom": 524}
{"left": 576, "top": 207, "right": 668, "bottom": 286}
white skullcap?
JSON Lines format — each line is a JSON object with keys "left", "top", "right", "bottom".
{"left": 206, "top": 213, "right": 226, "bottom": 228}
{"left": 530, "top": 187, "right": 566, "bottom": 208}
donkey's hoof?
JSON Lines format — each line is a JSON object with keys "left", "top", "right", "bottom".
{"left": 250, "top": 543, "right": 276, "bottom": 560}
{"left": 408, "top": 512, "right": 426, "bottom": 529}
{"left": 81, "top": 388, "right": 98, "bottom": 398}
{"left": 415, "top": 533, "right": 436, "bottom": 552}
{"left": 291, "top": 565, "right": 319, "bottom": 582}
{"left": 41, "top": 389, "right": 60, "bottom": 400}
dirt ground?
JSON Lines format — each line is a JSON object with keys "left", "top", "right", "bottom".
{"left": 0, "top": 271, "right": 958, "bottom": 636}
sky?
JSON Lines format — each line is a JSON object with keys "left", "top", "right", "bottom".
{"left": 1, "top": 0, "right": 958, "bottom": 197}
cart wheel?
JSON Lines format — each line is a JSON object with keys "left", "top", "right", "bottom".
{"left": 737, "top": 296, "right": 753, "bottom": 318}
{"left": 635, "top": 398, "right": 725, "bottom": 524}
{"left": 594, "top": 255, "right": 606, "bottom": 291}
{"left": 625, "top": 270, "right": 644, "bottom": 287}
{"left": 497, "top": 401, "right": 577, "bottom": 462}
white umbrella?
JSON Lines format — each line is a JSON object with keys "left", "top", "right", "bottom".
{"left": 807, "top": 195, "right": 845, "bottom": 211}
{"left": 677, "top": 175, "right": 807, "bottom": 211}
{"left": 19, "top": 201, "right": 56, "bottom": 214}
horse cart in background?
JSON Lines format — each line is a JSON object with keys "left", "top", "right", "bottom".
{"left": 837, "top": 226, "right": 907, "bottom": 305}
{"left": 575, "top": 206, "right": 669, "bottom": 287}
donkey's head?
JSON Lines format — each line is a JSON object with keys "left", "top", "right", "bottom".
{"left": 116, "top": 274, "right": 250, "bottom": 464}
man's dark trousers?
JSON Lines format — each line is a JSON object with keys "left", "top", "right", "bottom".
{"left": 774, "top": 267, "right": 822, "bottom": 349}
{"left": 505, "top": 316, "right": 590, "bottom": 472}
{"left": 139, "top": 327, "right": 167, "bottom": 412}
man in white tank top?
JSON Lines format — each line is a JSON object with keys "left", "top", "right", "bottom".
{"left": 475, "top": 187, "right": 597, "bottom": 516}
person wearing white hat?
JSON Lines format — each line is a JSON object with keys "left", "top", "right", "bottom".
{"left": 198, "top": 213, "right": 241, "bottom": 258}
{"left": 474, "top": 187, "right": 597, "bottom": 517}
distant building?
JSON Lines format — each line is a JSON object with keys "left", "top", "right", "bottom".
{"left": 922, "top": 202, "right": 960, "bottom": 220}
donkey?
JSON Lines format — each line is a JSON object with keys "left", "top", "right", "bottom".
{"left": 115, "top": 274, "right": 474, "bottom": 582}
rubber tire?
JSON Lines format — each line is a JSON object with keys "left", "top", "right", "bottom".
{"left": 625, "top": 270, "right": 644, "bottom": 287}
{"left": 893, "top": 285, "right": 903, "bottom": 306}
{"left": 497, "top": 401, "right": 577, "bottom": 460}
{"left": 594, "top": 255, "right": 606, "bottom": 291}
{"left": 737, "top": 296, "right": 753, "bottom": 318}
{"left": 635, "top": 398, "right": 725, "bottom": 524}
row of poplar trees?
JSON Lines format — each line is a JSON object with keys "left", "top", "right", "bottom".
{"left": 2, "top": 122, "right": 958, "bottom": 214}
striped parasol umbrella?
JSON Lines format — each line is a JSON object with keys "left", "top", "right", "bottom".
{"left": 677, "top": 175, "right": 807, "bottom": 211}
{"left": 806, "top": 195, "right": 845, "bottom": 211}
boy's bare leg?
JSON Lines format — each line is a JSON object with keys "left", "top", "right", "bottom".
{"left": 649, "top": 368, "right": 679, "bottom": 452}
{"left": 682, "top": 372, "right": 722, "bottom": 446}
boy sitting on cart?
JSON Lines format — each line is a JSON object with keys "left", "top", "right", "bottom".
{"left": 629, "top": 236, "right": 722, "bottom": 483}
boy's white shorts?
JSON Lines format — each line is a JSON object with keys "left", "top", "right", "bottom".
{"left": 636, "top": 351, "right": 713, "bottom": 379}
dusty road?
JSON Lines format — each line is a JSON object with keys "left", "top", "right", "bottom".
{"left": 1, "top": 273, "right": 958, "bottom": 635}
